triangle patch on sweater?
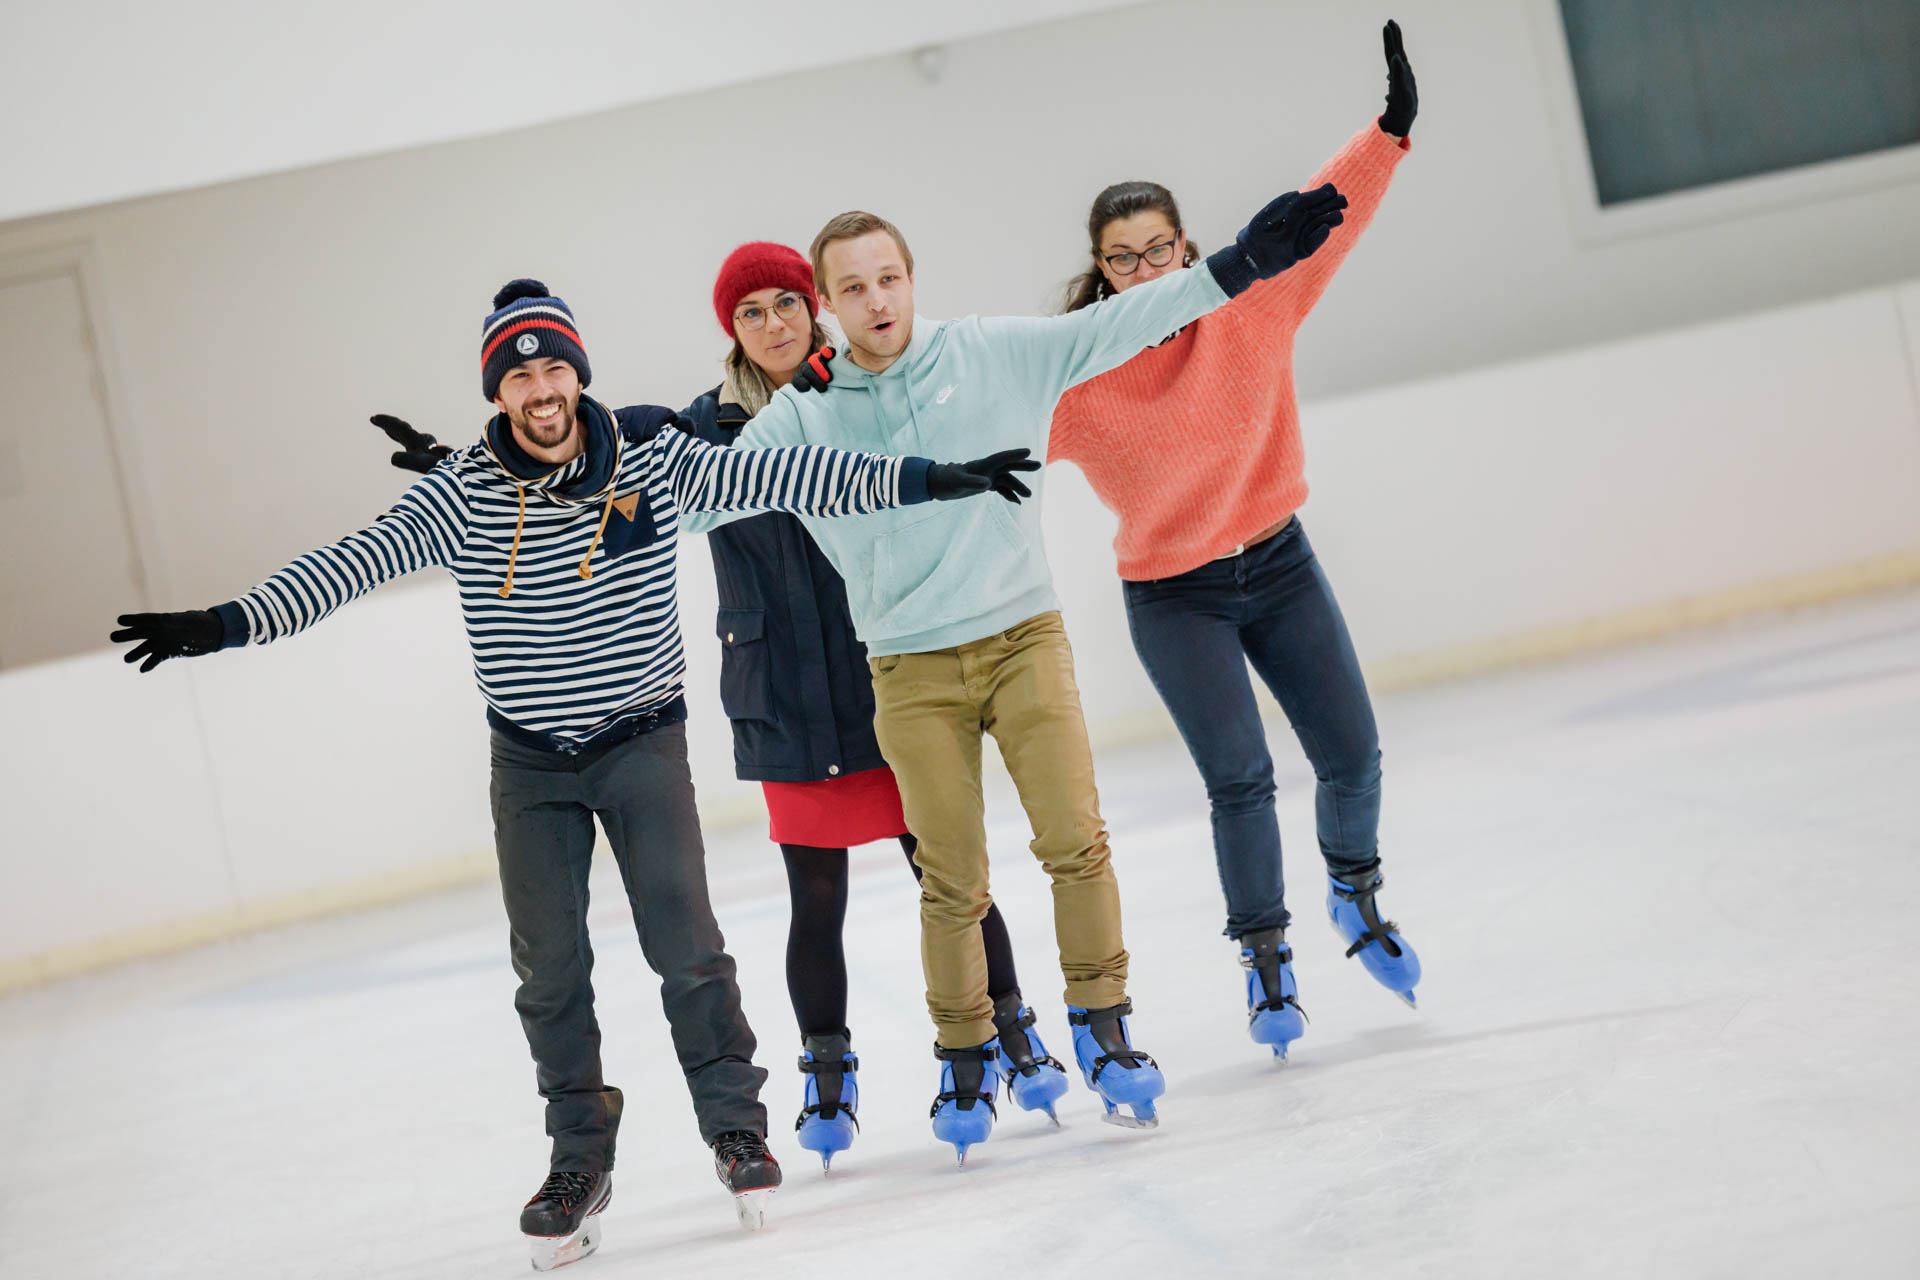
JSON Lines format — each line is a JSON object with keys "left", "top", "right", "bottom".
{"left": 612, "top": 493, "right": 640, "bottom": 522}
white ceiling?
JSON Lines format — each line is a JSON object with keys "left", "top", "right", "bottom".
{"left": 0, "top": 0, "right": 1139, "bottom": 224}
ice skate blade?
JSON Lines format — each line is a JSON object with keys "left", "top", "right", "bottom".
{"left": 1043, "top": 1105, "right": 1061, "bottom": 1128}
{"left": 1099, "top": 1110, "right": 1159, "bottom": 1131}
{"left": 732, "top": 1188, "right": 771, "bottom": 1232}
{"left": 818, "top": 1151, "right": 834, "bottom": 1172}
{"left": 1272, "top": 1045, "right": 1289, "bottom": 1061}
{"left": 1396, "top": 990, "right": 1418, "bottom": 1009}
{"left": 527, "top": 1217, "right": 602, "bottom": 1271}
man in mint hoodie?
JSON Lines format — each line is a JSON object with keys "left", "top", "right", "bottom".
{"left": 690, "top": 186, "right": 1348, "bottom": 1153}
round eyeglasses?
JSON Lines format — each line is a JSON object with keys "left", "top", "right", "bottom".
{"left": 1102, "top": 236, "right": 1182, "bottom": 277}
{"left": 734, "top": 292, "right": 808, "bottom": 332}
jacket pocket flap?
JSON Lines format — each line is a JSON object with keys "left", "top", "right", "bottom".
{"left": 716, "top": 607, "right": 766, "bottom": 644}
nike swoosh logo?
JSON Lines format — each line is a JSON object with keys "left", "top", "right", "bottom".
{"left": 935, "top": 385, "right": 956, "bottom": 404}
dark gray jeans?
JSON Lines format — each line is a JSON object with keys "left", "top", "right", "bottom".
{"left": 1122, "top": 518, "right": 1383, "bottom": 939}
{"left": 489, "top": 720, "right": 767, "bottom": 1171}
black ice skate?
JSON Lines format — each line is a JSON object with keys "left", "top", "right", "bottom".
{"left": 520, "top": 1170, "right": 611, "bottom": 1272}
{"left": 711, "top": 1130, "right": 782, "bottom": 1230}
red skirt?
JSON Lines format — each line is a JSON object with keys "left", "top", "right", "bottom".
{"left": 763, "top": 765, "right": 909, "bottom": 848}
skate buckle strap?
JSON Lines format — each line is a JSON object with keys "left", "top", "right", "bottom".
{"left": 991, "top": 1005, "right": 1059, "bottom": 1078}
{"left": 1009, "top": 1052, "right": 1064, "bottom": 1081}
{"left": 1066, "top": 998, "right": 1133, "bottom": 1027}
{"left": 1069, "top": 1001, "right": 1157, "bottom": 1083}
{"left": 929, "top": 1090, "right": 998, "bottom": 1120}
{"left": 1333, "top": 872, "right": 1404, "bottom": 960}
{"left": 796, "top": 1102, "right": 861, "bottom": 1131}
{"left": 796, "top": 1052, "right": 861, "bottom": 1126}
{"left": 1250, "top": 991, "right": 1305, "bottom": 1019}
{"left": 931, "top": 1041, "right": 1000, "bottom": 1118}
{"left": 1239, "top": 938, "right": 1307, "bottom": 1020}
{"left": 933, "top": 1042, "right": 1000, "bottom": 1062}
{"left": 997, "top": 1004, "right": 1039, "bottom": 1034}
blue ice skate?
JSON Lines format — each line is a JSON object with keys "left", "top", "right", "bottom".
{"left": 991, "top": 992, "right": 1070, "bottom": 1124}
{"left": 1239, "top": 926, "right": 1307, "bottom": 1060}
{"left": 1066, "top": 1001, "right": 1164, "bottom": 1129}
{"left": 1327, "top": 870, "right": 1421, "bottom": 1006}
{"left": 794, "top": 1032, "right": 859, "bottom": 1170}
{"left": 930, "top": 1040, "right": 1004, "bottom": 1165}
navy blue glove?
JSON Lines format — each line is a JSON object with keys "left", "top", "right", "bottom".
{"left": 927, "top": 449, "right": 1040, "bottom": 503}
{"left": 790, "top": 346, "right": 836, "bottom": 394}
{"left": 1379, "top": 20, "right": 1417, "bottom": 137}
{"left": 372, "top": 413, "right": 452, "bottom": 475}
{"left": 1204, "top": 184, "right": 1349, "bottom": 298}
{"left": 111, "top": 610, "right": 223, "bottom": 673}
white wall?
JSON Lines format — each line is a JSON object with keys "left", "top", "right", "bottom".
{"left": 5, "top": 0, "right": 1920, "bottom": 983}
{"left": 7, "top": 274, "right": 1918, "bottom": 985}
{"left": 0, "top": 0, "right": 1141, "bottom": 222}
{"left": 2, "top": 0, "right": 1917, "bottom": 613}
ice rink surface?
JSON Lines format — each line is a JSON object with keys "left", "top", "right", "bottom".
{"left": 4, "top": 592, "right": 1917, "bottom": 1279}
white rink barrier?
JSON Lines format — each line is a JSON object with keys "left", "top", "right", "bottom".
{"left": 5, "top": 279, "right": 1919, "bottom": 990}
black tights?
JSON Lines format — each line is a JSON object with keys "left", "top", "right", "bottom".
{"left": 781, "top": 833, "right": 1020, "bottom": 1039}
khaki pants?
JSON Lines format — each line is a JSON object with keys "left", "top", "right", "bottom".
{"left": 870, "top": 611, "right": 1128, "bottom": 1048}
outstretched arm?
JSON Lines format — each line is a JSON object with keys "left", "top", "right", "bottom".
{"left": 659, "top": 421, "right": 1035, "bottom": 524}
{"left": 112, "top": 470, "right": 469, "bottom": 670}
{"left": 1250, "top": 20, "right": 1417, "bottom": 322}
{"left": 987, "top": 183, "right": 1350, "bottom": 417}
{"left": 660, "top": 423, "right": 923, "bottom": 519}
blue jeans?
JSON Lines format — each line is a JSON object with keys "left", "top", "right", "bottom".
{"left": 1122, "top": 518, "right": 1382, "bottom": 938}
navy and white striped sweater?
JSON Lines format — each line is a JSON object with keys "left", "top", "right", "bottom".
{"left": 212, "top": 397, "right": 932, "bottom": 751}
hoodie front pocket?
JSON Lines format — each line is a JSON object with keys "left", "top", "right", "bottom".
{"left": 870, "top": 501, "right": 1028, "bottom": 634}
{"left": 599, "top": 491, "right": 658, "bottom": 560}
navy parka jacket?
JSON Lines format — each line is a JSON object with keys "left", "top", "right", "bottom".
{"left": 681, "top": 386, "right": 889, "bottom": 784}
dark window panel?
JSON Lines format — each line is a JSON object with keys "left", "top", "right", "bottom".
{"left": 1559, "top": 0, "right": 1920, "bottom": 206}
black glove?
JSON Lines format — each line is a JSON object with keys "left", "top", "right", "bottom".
{"left": 925, "top": 448, "right": 1041, "bottom": 504}
{"left": 372, "top": 413, "right": 453, "bottom": 475}
{"left": 111, "top": 610, "right": 224, "bottom": 673}
{"left": 1379, "top": 19, "right": 1417, "bottom": 137}
{"left": 1205, "top": 184, "right": 1350, "bottom": 296}
{"left": 790, "top": 346, "right": 836, "bottom": 394}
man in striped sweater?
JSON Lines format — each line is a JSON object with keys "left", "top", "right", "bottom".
{"left": 109, "top": 279, "right": 1035, "bottom": 1262}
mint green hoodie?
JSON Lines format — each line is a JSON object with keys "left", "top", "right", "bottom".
{"left": 690, "top": 260, "right": 1230, "bottom": 656}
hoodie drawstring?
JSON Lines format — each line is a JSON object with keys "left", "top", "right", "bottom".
{"left": 578, "top": 487, "right": 618, "bottom": 580}
{"left": 498, "top": 487, "right": 528, "bottom": 598}
{"left": 486, "top": 397, "right": 623, "bottom": 598}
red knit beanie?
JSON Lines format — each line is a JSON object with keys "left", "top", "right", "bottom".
{"left": 712, "top": 241, "right": 817, "bottom": 337}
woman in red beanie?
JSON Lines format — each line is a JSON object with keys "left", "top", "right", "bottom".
{"left": 682, "top": 243, "right": 1065, "bottom": 1167}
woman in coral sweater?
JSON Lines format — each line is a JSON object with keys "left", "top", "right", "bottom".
{"left": 1047, "top": 21, "right": 1423, "bottom": 1058}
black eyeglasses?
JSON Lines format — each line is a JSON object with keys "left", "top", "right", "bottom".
{"left": 733, "top": 292, "right": 808, "bottom": 332}
{"left": 1102, "top": 235, "right": 1182, "bottom": 276}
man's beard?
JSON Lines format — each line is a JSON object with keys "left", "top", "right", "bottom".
{"left": 513, "top": 395, "right": 576, "bottom": 449}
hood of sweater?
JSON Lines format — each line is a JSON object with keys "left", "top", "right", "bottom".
{"left": 483, "top": 395, "right": 621, "bottom": 499}
{"left": 481, "top": 395, "right": 625, "bottom": 598}
{"left": 818, "top": 316, "right": 947, "bottom": 390}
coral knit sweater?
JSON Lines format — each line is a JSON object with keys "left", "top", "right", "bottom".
{"left": 1050, "top": 123, "right": 1409, "bottom": 582}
